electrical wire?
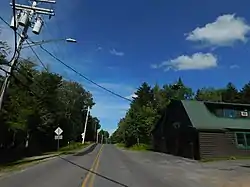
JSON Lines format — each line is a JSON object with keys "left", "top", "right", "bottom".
{"left": 0, "top": 16, "right": 47, "bottom": 71}
{"left": 0, "top": 17, "right": 11, "bottom": 29}
{"left": 0, "top": 16, "right": 132, "bottom": 102}
{"left": 25, "top": 40, "right": 48, "bottom": 71}
{"left": 43, "top": 22, "right": 61, "bottom": 59}
{"left": 0, "top": 58, "right": 56, "bottom": 102}
{"left": 0, "top": 66, "right": 43, "bottom": 100}
{"left": 5, "top": 59, "right": 44, "bottom": 91}
{"left": 0, "top": 16, "right": 21, "bottom": 38}
{"left": 39, "top": 45, "right": 132, "bottom": 102}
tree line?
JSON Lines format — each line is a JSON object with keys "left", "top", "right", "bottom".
{"left": 0, "top": 40, "right": 102, "bottom": 161}
{"left": 111, "top": 78, "right": 250, "bottom": 147}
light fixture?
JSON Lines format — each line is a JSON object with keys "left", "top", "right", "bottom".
{"left": 66, "top": 38, "right": 77, "bottom": 43}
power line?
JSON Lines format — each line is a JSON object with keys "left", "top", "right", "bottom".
{"left": 3, "top": 59, "right": 45, "bottom": 92}
{"left": 0, "top": 59, "right": 58, "bottom": 103}
{"left": 1, "top": 16, "right": 131, "bottom": 102}
{"left": 25, "top": 40, "right": 48, "bottom": 71}
{"left": 0, "top": 66, "right": 43, "bottom": 100}
{"left": 39, "top": 45, "right": 132, "bottom": 102}
{"left": 0, "top": 17, "right": 10, "bottom": 28}
{"left": 0, "top": 16, "right": 22, "bottom": 38}
{"left": 43, "top": 22, "right": 60, "bottom": 60}
{"left": 0, "top": 16, "right": 47, "bottom": 71}
{"left": 0, "top": 0, "right": 56, "bottom": 110}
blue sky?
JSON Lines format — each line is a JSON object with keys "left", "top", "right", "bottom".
{"left": 1, "top": 0, "right": 250, "bottom": 134}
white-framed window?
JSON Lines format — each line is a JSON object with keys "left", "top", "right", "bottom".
{"left": 235, "top": 132, "right": 250, "bottom": 149}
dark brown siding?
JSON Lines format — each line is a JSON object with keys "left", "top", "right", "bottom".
{"left": 199, "top": 131, "right": 250, "bottom": 159}
{"left": 153, "top": 100, "right": 193, "bottom": 154}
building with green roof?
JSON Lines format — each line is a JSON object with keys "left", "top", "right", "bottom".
{"left": 152, "top": 100, "right": 250, "bottom": 160}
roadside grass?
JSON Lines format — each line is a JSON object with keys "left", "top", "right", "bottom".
{"left": 44, "top": 141, "right": 91, "bottom": 155}
{"left": 115, "top": 143, "right": 126, "bottom": 148}
{"left": 0, "top": 157, "right": 53, "bottom": 175}
{"left": 58, "top": 141, "right": 91, "bottom": 155}
{"left": 201, "top": 156, "right": 250, "bottom": 162}
{"left": 0, "top": 142, "right": 92, "bottom": 174}
{"left": 115, "top": 143, "right": 151, "bottom": 151}
{"left": 129, "top": 144, "right": 150, "bottom": 151}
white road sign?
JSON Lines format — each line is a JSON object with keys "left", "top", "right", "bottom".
{"left": 55, "top": 135, "right": 63, "bottom": 140}
{"left": 54, "top": 127, "right": 63, "bottom": 135}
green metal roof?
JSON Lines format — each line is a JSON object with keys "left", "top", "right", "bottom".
{"left": 181, "top": 100, "right": 250, "bottom": 130}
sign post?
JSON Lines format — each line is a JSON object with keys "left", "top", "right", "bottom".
{"left": 57, "top": 135, "right": 59, "bottom": 151}
{"left": 54, "top": 127, "right": 63, "bottom": 151}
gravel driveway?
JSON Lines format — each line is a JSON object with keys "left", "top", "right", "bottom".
{"left": 122, "top": 150, "right": 250, "bottom": 187}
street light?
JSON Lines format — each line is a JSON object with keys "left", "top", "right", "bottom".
{"left": 66, "top": 38, "right": 77, "bottom": 43}
{"left": 22, "top": 38, "right": 77, "bottom": 49}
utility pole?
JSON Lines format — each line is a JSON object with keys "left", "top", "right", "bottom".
{"left": 96, "top": 130, "right": 99, "bottom": 144}
{"left": 82, "top": 106, "right": 90, "bottom": 144}
{"left": 0, "top": 0, "right": 55, "bottom": 110}
{"left": 94, "top": 123, "right": 98, "bottom": 143}
{"left": 101, "top": 134, "right": 104, "bottom": 144}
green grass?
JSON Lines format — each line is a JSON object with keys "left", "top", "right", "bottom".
{"left": 115, "top": 143, "right": 126, "bottom": 148}
{"left": 0, "top": 142, "right": 93, "bottom": 174}
{"left": 0, "top": 157, "right": 53, "bottom": 174}
{"left": 115, "top": 143, "right": 150, "bottom": 151}
{"left": 58, "top": 142, "right": 90, "bottom": 154}
{"left": 201, "top": 156, "right": 250, "bottom": 162}
{"left": 45, "top": 141, "right": 92, "bottom": 155}
{"left": 128, "top": 144, "right": 150, "bottom": 151}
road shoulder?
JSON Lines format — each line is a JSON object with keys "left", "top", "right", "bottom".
{"left": 0, "top": 143, "right": 96, "bottom": 179}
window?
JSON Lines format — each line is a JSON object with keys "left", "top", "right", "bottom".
{"left": 236, "top": 133, "right": 246, "bottom": 148}
{"left": 246, "top": 134, "right": 250, "bottom": 147}
{"left": 224, "top": 109, "right": 236, "bottom": 118}
{"left": 235, "top": 132, "right": 250, "bottom": 149}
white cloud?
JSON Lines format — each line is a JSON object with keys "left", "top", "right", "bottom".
{"left": 96, "top": 46, "right": 102, "bottom": 51}
{"left": 230, "top": 64, "right": 240, "bottom": 69}
{"left": 107, "top": 128, "right": 116, "bottom": 136}
{"left": 186, "top": 14, "right": 250, "bottom": 46}
{"left": 156, "top": 53, "right": 217, "bottom": 71}
{"left": 110, "top": 48, "right": 124, "bottom": 56}
{"left": 107, "top": 66, "right": 116, "bottom": 70}
{"left": 150, "top": 64, "right": 158, "bottom": 69}
{"left": 126, "top": 93, "right": 138, "bottom": 100}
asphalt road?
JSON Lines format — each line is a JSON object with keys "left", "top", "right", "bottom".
{"left": 0, "top": 144, "right": 169, "bottom": 187}
{"left": 1, "top": 144, "right": 250, "bottom": 187}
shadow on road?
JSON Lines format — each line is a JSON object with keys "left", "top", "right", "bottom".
{"left": 59, "top": 144, "right": 129, "bottom": 187}
{"left": 241, "top": 165, "right": 250, "bottom": 169}
{"left": 73, "top": 143, "right": 97, "bottom": 156}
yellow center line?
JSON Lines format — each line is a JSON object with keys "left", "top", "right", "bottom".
{"left": 88, "top": 145, "right": 103, "bottom": 187}
{"left": 81, "top": 145, "right": 103, "bottom": 187}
